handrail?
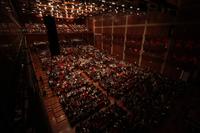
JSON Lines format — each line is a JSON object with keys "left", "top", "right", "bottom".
{"left": 15, "top": 35, "right": 24, "bottom": 61}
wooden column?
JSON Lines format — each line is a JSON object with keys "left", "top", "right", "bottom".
{"left": 139, "top": 20, "right": 147, "bottom": 66}
{"left": 160, "top": 39, "right": 172, "bottom": 74}
{"left": 161, "top": 25, "right": 174, "bottom": 74}
{"left": 101, "top": 16, "right": 103, "bottom": 50}
{"left": 111, "top": 16, "right": 114, "bottom": 55}
{"left": 123, "top": 15, "right": 128, "bottom": 60}
{"left": 93, "top": 18, "right": 96, "bottom": 46}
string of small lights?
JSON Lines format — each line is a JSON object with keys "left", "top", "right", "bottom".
{"left": 31, "top": 0, "right": 141, "bottom": 20}
{"left": 1, "top": 0, "right": 177, "bottom": 23}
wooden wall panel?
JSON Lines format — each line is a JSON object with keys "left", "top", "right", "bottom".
{"left": 146, "top": 26, "right": 170, "bottom": 38}
{"left": 125, "top": 35, "right": 141, "bottom": 64}
{"left": 92, "top": 12, "right": 198, "bottom": 80}
{"left": 95, "top": 28, "right": 102, "bottom": 34}
{"left": 102, "top": 28, "right": 112, "bottom": 54}
{"left": 114, "top": 27, "right": 125, "bottom": 35}
{"left": 147, "top": 12, "right": 175, "bottom": 23}
{"left": 113, "top": 34, "right": 124, "bottom": 44}
{"left": 103, "top": 28, "right": 112, "bottom": 34}
{"left": 95, "top": 19, "right": 102, "bottom": 27}
{"left": 103, "top": 16, "right": 112, "bottom": 26}
{"left": 174, "top": 25, "right": 200, "bottom": 39}
{"left": 127, "top": 27, "right": 144, "bottom": 37}
{"left": 87, "top": 17, "right": 94, "bottom": 32}
{"left": 95, "top": 35, "right": 102, "bottom": 49}
{"left": 103, "top": 36, "right": 111, "bottom": 54}
{"left": 128, "top": 15, "right": 146, "bottom": 24}
{"left": 113, "top": 16, "right": 126, "bottom": 25}
{"left": 113, "top": 44, "right": 123, "bottom": 60}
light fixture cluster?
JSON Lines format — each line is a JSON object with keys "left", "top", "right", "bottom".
{"left": 33, "top": 0, "right": 103, "bottom": 20}
{"left": 31, "top": 0, "right": 144, "bottom": 20}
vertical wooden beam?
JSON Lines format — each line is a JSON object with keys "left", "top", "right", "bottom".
{"left": 86, "top": 18, "right": 88, "bottom": 29}
{"left": 161, "top": 25, "right": 174, "bottom": 74}
{"left": 123, "top": 15, "right": 128, "bottom": 60}
{"left": 139, "top": 19, "right": 147, "bottom": 66}
{"left": 85, "top": 18, "right": 88, "bottom": 44}
{"left": 93, "top": 18, "right": 95, "bottom": 46}
{"left": 111, "top": 16, "right": 114, "bottom": 55}
{"left": 101, "top": 16, "right": 104, "bottom": 50}
{"left": 160, "top": 39, "right": 172, "bottom": 74}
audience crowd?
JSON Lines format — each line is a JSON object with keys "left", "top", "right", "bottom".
{"left": 34, "top": 43, "right": 186, "bottom": 132}
{"left": 76, "top": 104, "right": 130, "bottom": 133}
{"left": 25, "top": 23, "right": 88, "bottom": 33}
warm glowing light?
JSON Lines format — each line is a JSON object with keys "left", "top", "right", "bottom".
{"left": 33, "top": 0, "right": 137, "bottom": 20}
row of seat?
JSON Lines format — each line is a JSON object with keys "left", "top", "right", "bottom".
{"left": 35, "top": 44, "right": 186, "bottom": 132}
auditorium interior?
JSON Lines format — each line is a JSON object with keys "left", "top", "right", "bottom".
{"left": 0, "top": 0, "right": 200, "bottom": 133}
